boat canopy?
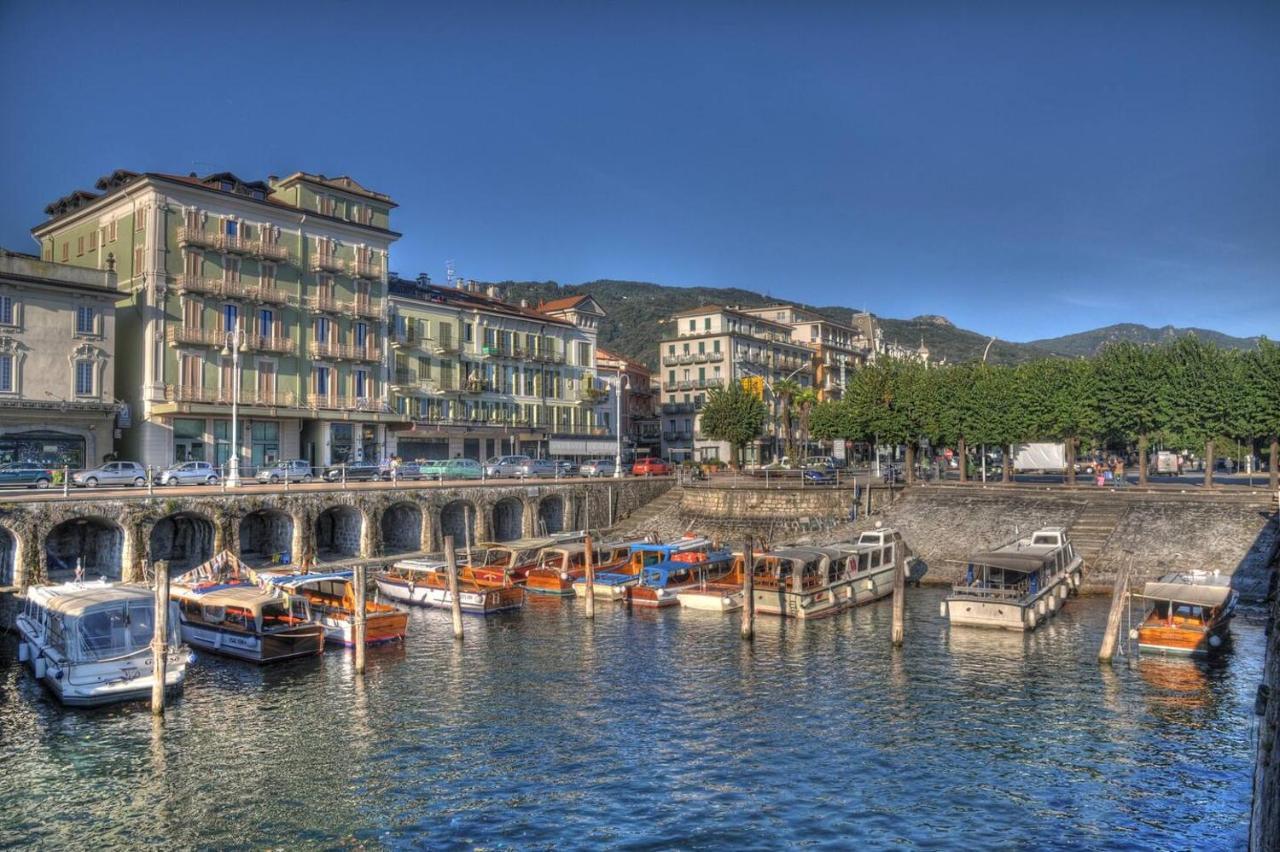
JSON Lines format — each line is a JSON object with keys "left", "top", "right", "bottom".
{"left": 631, "top": 536, "right": 712, "bottom": 555}
{"left": 966, "top": 551, "right": 1053, "bottom": 574}
{"left": 261, "top": 571, "right": 354, "bottom": 588}
{"left": 174, "top": 550, "right": 255, "bottom": 588}
{"left": 30, "top": 583, "right": 154, "bottom": 617}
{"left": 390, "top": 559, "right": 448, "bottom": 573}
{"left": 172, "top": 584, "right": 281, "bottom": 609}
{"left": 1137, "top": 582, "right": 1234, "bottom": 608}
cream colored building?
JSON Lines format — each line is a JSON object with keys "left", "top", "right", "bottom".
{"left": 0, "top": 250, "right": 118, "bottom": 469}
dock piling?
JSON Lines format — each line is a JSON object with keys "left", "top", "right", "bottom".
{"left": 584, "top": 534, "right": 596, "bottom": 619}
{"left": 1098, "top": 555, "right": 1133, "bottom": 663}
{"left": 444, "top": 535, "right": 464, "bottom": 640}
{"left": 353, "top": 563, "right": 367, "bottom": 674}
{"left": 151, "top": 560, "right": 169, "bottom": 716}
{"left": 891, "top": 542, "right": 906, "bottom": 647}
{"left": 741, "top": 536, "right": 754, "bottom": 640}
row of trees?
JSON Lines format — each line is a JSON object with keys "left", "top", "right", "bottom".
{"left": 700, "top": 337, "right": 1280, "bottom": 489}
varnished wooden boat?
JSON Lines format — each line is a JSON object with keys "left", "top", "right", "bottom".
{"left": 257, "top": 570, "right": 408, "bottom": 646}
{"left": 463, "top": 538, "right": 558, "bottom": 587}
{"left": 526, "top": 541, "right": 632, "bottom": 596}
{"left": 625, "top": 542, "right": 734, "bottom": 607}
{"left": 376, "top": 559, "right": 525, "bottom": 614}
{"left": 1135, "top": 571, "right": 1237, "bottom": 656}
{"left": 677, "top": 554, "right": 747, "bottom": 611}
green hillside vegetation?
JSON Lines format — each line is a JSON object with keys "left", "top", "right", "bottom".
{"left": 1029, "top": 323, "right": 1260, "bottom": 357}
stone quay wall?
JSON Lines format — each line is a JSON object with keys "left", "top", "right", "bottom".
{"left": 1252, "top": 570, "right": 1280, "bottom": 851}
{"left": 672, "top": 483, "right": 897, "bottom": 540}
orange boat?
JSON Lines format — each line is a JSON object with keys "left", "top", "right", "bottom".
{"left": 376, "top": 560, "right": 525, "bottom": 614}
{"left": 463, "top": 538, "right": 558, "bottom": 587}
{"left": 625, "top": 539, "right": 734, "bottom": 608}
{"left": 258, "top": 570, "right": 408, "bottom": 646}
{"left": 1135, "top": 571, "right": 1237, "bottom": 657}
{"left": 525, "top": 541, "right": 634, "bottom": 596}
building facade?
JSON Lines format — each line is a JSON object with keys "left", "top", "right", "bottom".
{"left": 0, "top": 251, "right": 119, "bottom": 469}
{"left": 594, "top": 348, "right": 658, "bottom": 461}
{"left": 31, "top": 170, "right": 405, "bottom": 470}
{"left": 738, "top": 304, "right": 873, "bottom": 400}
{"left": 387, "top": 280, "right": 612, "bottom": 461}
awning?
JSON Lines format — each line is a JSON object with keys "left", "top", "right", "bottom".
{"left": 967, "top": 552, "right": 1053, "bottom": 573}
{"left": 549, "top": 436, "right": 618, "bottom": 455}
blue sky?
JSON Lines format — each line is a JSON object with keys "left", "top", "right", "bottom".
{"left": 2, "top": 1, "right": 1276, "bottom": 341}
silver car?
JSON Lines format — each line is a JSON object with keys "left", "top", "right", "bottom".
{"left": 579, "top": 458, "right": 616, "bottom": 477}
{"left": 156, "top": 461, "right": 220, "bottom": 486}
{"left": 517, "top": 458, "right": 558, "bottom": 479}
{"left": 73, "top": 461, "right": 149, "bottom": 488}
{"left": 484, "top": 455, "right": 530, "bottom": 478}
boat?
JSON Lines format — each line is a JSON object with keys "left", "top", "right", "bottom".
{"left": 750, "top": 547, "right": 857, "bottom": 619}
{"left": 575, "top": 536, "right": 711, "bottom": 600}
{"left": 15, "top": 580, "right": 190, "bottom": 707}
{"left": 825, "top": 527, "right": 918, "bottom": 606}
{"left": 462, "top": 537, "right": 558, "bottom": 587}
{"left": 170, "top": 552, "right": 325, "bottom": 663}
{"left": 375, "top": 558, "right": 525, "bottom": 614}
{"left": 625, "top": 540, "right": 734, "bottom": 607}
{"left": 257, "top": 570, "right": 409, "bottom": 646}
{"left": 1134, "top": 570, "right": 1238, "bottom": 656}
{"left": 942, "top": 526, "right": 1083, "bottom": 631}
{"left": 525, "top": 541, "right": 633, "bottom": 596}
{"left": 676, "top": 553, "right": 748, "bottom": 611}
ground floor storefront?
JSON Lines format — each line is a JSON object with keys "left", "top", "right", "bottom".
{"left": 391, "top": 426, "right": 545, "bottom": 462}
{"left": 0, "top": 403, "right": 117, "bottom": 469}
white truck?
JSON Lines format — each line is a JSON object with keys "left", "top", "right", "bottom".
{"left": 1011, "top": 442, "right": 1068, "bottom": 473}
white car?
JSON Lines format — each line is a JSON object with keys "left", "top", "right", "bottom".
{"left": 156, "top": 461, "right": 220, "bottom": 486}
{"left": 72, "top": 461, "right": 148, "bottom": 488}
{"left": 579, "top": 458, "right": 616, "bottom": 477}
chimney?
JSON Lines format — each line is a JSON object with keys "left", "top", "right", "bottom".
{"left": 486, "top": 284, "right": 503, "bottom": 301}
{"left": 520, "top": 298, "right": 529, "bottom": 308}
{"left": 416, "top": 272, "right": 431, "bottom": 287}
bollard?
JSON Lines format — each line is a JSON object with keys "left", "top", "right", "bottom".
{"left": 151, "top": 560, "right": 170, "bottom": 716}
{"left": 353, "top": 563, "right": 367, "bottom": 674}
{"left": 62, "top": 466, "right": 70, "bottom": 497}
{"left": 891, "top": 540, "right": 906, "bottom": 647}
{"left": 221, "top": 465, "right": 227, "bottom": 493}
{"left": 444, "top": 535, "right": 464, "bottom": 640}
{"left": 741, "top": 536, "right": 755, "bottom": 640}
{"left": 1099, "top": 556, "right": 1133, "bottom": 663}
{"left": 584, "top": 534, "right": 596, "bottom": 619}
{"left": 147, "top": 466, "right": 154, "bottom": 496}
{"left": 342, "top": 465, "right": 347, "bottom": 489}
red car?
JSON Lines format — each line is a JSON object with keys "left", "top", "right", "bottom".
{"left": 632, "top": 458, "right": 673, "bottom": 476}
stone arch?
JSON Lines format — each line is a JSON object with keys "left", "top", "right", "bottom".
{"left": 491, "top": 497, "right": 526, "bottom": 542}
{"left": 45, "top": 515, "right": 124, "bottom": 581}
{"left": 0, "top": 524, "right": 17, "bottom": 586}
{"left": 440, "top": 499, "right": 479, "bottom": 549}
{"left": 149, "top": 511, "right": 216, "bottom": 574}
{"left": 381, "top": 502, "right": 422, "bottom": 555}
{"left": 316, "top": 505, "right": 365, "bottom": 561}
{"left": 239, "top": 508, "right": 294, "bottom": 567}
{"left": 537, "top": 495, "right": 565, "bottom": 536}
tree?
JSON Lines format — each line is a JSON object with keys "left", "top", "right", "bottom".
{"left": 792, "top": 387, "right": 819, "bottom": 456}
{"left": 1096, "top": 342, "right": 1166, "bottom": 485}
{"left": 698, "top": 382, "right": 768, "bottom": 468}
{"left": 1245, "top": 339, "right": 1280, "bottom": 490}
{"left": 1164, "top": 337, "right": 1229, "bottom": 487}
{"left": 771, "top": 378, "right": 802, "bottom": 460}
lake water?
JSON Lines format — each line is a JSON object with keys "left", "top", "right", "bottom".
{"left": 0, "top": 589, "right": 1263, "bottom": 850}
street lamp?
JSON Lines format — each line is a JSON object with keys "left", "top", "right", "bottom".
{"left": 613, "top": 373, "right": 629, "bottom": 478}
{"left": 221, "top": 324, "right": 248, "bottom": 487}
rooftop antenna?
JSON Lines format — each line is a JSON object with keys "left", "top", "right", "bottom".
{"left": 446, "top": 259, "right": 456, "bottom": 288}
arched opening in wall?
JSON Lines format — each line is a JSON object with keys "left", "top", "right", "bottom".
{"left": 440, "top": 500, "right": 476, "bottom": 549}
{"left": 381, "top": 502, "right": 422, "bottom": 555}
{"left": 149, "top": 512, "right": 215, "bottom": 574}
{"left": 0, "top": 526, "right": 15, "bottom": 586}
{"left": 491, "top": 497, "right": 525, "bottom": 542}
{"left": 316, "top": 506, "right": 363, "bottom": 562}
{"left": 537, "top": 496, "right": 565, "bottom": 536}
{"left": 46, "top": 517, "right": 123, "bottom": 581}
{"left": 239, "top": 509, "right": 293, "bottom": 567}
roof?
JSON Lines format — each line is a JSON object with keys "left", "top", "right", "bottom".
{"left": 389, "top": 276, "right": 576, "bottom": 328}
{"left": 1139, "top": 581, "right": 1234, "bottom": 608}
{"left": 967, "top": 551, "right": 1054, "bottom": 573}
{"left": 762, "top": 547, "right": 828, "bottom": 563}
{"left": 273, "top": 172, "right": 396, "bottom": 205}
{"left": 27, "top": 581, "right": 154, "bottom": 617}
{"left": 171, "top": 583, "right": 281, "bottom": 609}
{"left": 476, "top": 537, "right": 556, "bottom": 551}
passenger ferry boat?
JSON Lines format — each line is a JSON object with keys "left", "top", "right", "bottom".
{"left": 171, "top": 553, "right": 325, "bottom": 663}
{"left": 15, "top": 580, "right": 190, "bottom": 707}
{"left": 1134, "top": 571, "right": 1238, "bottom": 656}
{"left": 942, "top": 527, "right": 1083, "bottom": 631}
{"left": 825, "top": 527, "right": 917, "bottom": 607}
{"left": 677, "top": 553, "right": 747, "bottom": 612}
{"left": 257, "top": 570, "right": 409, "bottom": 645}
{"left": 625, "top": 540, "right": 734, "bottom": 608}
{"left": 375, "top": 559, "right": 525, "bottom": 614}
{"left": 576, "top": 536, "right": 713, "bottom": 600}
{"left": 750, "top": 547, "right": 857, "bottom": 619}
{"left": 525, "top": 541, "right": 632, "bottom": 596}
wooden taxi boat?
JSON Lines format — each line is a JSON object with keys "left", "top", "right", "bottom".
{"left": 1134, "top": 571, "right": 1237, "bottom": 656}
{"left": 463, "top": 537, "right": 558, "bottom": 587}
{"left": 626, "top": 540, "right": 734, "bottom": 608}
{"left": 525, "top": 541, "right": 633, "bottom": 596}
{"left": 575, "top": 536, "right": 712, "bottom": 601}
{"left": 750, "top": 547, "right": 857, "bottom": 619}
{"left": 375, "top": 559, "right": 525, "bottom": 614}
{"left": 257, "top": 570, "right": 408, "bottom": 646}
{"left": 676, "top": 553, "right": 747, "bottom": 612}
{"left": 942, "top": 527, "right": 1083, "bottom": 631}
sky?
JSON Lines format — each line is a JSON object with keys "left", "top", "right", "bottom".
{"left": 1, "top": 1, "right": 1276, "bottom": 341}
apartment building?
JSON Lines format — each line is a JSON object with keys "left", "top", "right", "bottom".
{"left": 658, "top": 306, "right": 814, "bottom": 464}
{"left": 594, "top": 348, "right": 658, "bottom": 460}
{"left": 0, "top": 251, "right": 118, "bottom": 468}
{"left": 387, "top": 279, "right": 611, "bottom": 460}
{"left": 31, "top": 169, "right": 405, "bottom": 469}
{"left": 738, "top": 304, "right": 874, "bottom": 400}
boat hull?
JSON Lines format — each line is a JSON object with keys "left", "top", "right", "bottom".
{"left": 1138, "top": 621, "right": 1232, "bottom": 657}
{"left": 677, "top": 586, "right": 743, "bottom": 612}
{"left": 376, "top": 577, "right": 524, "bottom": 614}
{"left": 573, "top": 575, "right": 635, "bottom": 599}
{"left": 944, "top": 565, "right": 1078, "bottom": 631}
{"left": 752, "top": 580, "right": 854, "bottom": 619}
{"left": 180, "top": 621, "right": 325, "bottom": 663}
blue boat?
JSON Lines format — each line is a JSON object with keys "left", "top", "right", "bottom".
{"left": 575, "top": 536, "right": 723, "bottom": 601}
{"left": 626, "top": 546, "right": 735, "bottom": 607}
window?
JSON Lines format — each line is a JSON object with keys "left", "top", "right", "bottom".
{"left": 108, "top": 220, "right": 118, "bottom": 242}
{"left": 75, "top": 360, "right": 95, "bottom": 396}
{"left": 77, "top": 236, "right": 84, "bottom": 256}
{"left": 75, "top": 305, "right": 96, "bottom": 335}
{"left": 354, "top": 369, "right": 367, "bottom": 399}
{"left": 704, "top": 317, "right": 711, "bottom": 330}
{"left": 258, "top": 309, "right": 274, "bottom": 337}
{"left": 224, "top": 257, "right": 240, "bottom": 283}
{"left": 136, "top": 208, "right": 146, "bottom": 230}
{"left": 463, "top": 322, "right": 473, "bottom": 343}
{"left": 223, "top": 304, "right": 238, "bottom": 333}
{"left": 0, "top": 354, "right": 12, "bottom": 392}
{"left": 90, "top": 231, "right": 97, "bottom": 251}
{"left": 688, "top": 319, "right": 695, "bottom": 332}
{"left": 578, "top": 342, "right": 591, "bottom": 366}
{"left": 225, "top": 219, "right": 238, "bottom": 237}
{"left": 354, "top": 322, "right": 367, "bottom": 349}
{"left": 314, "top": 316, "right": 330, "bottom": 342}
{"left": 315, "top": 366, "right": 330, "bottom": 396}
{"left": 133, "top": 246, "right": 144, "bottom": 275}
{"left": 61, "top": 242, "right": 69, "bottom": 262}
{"left": 0, "top": 295, "right": 13, "bottom": 325}
{"left": 713, "top": 339, "right": 720, "bottom": 353}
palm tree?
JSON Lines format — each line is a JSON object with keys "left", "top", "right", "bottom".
{"left": 772, "top": 378, "right": 801, "bottom": 460}
{"left": 793, "top": 387, "right": 819, "bottom": 456}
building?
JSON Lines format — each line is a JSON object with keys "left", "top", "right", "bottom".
{"left": 30, "top": 169, "right": 405, "bottom": 470}
{"left": 594, "top": 347, "right": 658, "bottom": 460}
{"left": 0, "top": 250, "right": 119, "bottom": 469}
{"left": 386, "top": 279, "right": 612, "bottom": 461}
{"left": 657, "top": 305, "right": 814, "bottom": 464}
{"left": 738, "top": 304, "right": 874, "bottom": 400}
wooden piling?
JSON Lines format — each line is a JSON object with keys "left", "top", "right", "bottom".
{"left": 151, "top": 560, "right": 170, "bottom": 716}
{"left": 583, "top": 534, "right": 596, "bottom": 619}
{"left": 1098, "top": 556, "right": 1133, "bottom": 663}
{"left": 891, "top": 542, "right": 906, "bottom": 647}
{"left": 444, "top": 535, "right": 464, "bottom": 640}
{"left": 740, "top": 536, "right": 754, "bottom": 640}
{"left": 353, "top": 563, "right": 367, "bottom": 674}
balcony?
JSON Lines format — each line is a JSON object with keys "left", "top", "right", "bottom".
{"left": 578, "top": 386, "right": 609, "bottom": 404}
{"left": 310, "top": 254, "right": 345, "bottom": 274}
{"left": 433, "top": 339, "right": 462, "bottom": 356}
{"left": 309, "top": 341, "right": 382, "bottom": 362}
{"left": 249, "top": 285, "right": 292, "bottom": 306}
{"left": 166, "top": 326, "right": 225, "bottom": 347}
{"left": 696, "top": 377, "right": 724, "bottom": 389}
{"left": 661, "top": 402, "right": 697, "bottom": 414}
{"left": 661, "top": 355, "right": 680, "bottom": 367}
{"left": 707, "top": 351, "right": 724, "bottom": 363}
{"left": 252, "top": 241, "right": 290, "bottom": 262}
{"left": 305, "top": 394, "right": 381, "bottom": 411}
{"left": 352, "top": 298, "right": 383, "bottom": 320}
{"left": 252, "top": 335, "right": 296, "bottom": 355}
{"left": 175, "top": 275, "right": 253, "bottom": 300}
{"left": 351, "top": 259, "right": 382, "bottom": 280}
{"left": 662, "top": 431, "right": 693, "bottom": 442}
{"left": 390, "top": 330, "right": 426, "bottom": 349}
{"left": 304, "top": 293, "right": 344, "bottom": 314}
{"left": 165, "top": 385, "right": 297, "bottom": 407}
{"left": 528, "top": 349, "right": 564, "bottom": 364}
{"left": 459, "top": 379, "right": 493, "bottom": 394}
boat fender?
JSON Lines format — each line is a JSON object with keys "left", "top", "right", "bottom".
{"left": 1128, "top": 628, "right": 1138, "bottom": 640}
{"left": 34, "top": 656, "right": 47, "bottom": 680}
{"left": 560, "top": 572, "right": 570, "bottom": 580}
{"left": 1048, "top": 595, "right": 1057, "bottom": 612}
{"left": 52, "top": 667, "right": 63, "bottom": 680}
{"left": 17, "top": 642, "right": 29, "bottom": 662}
{"left": 1209, "top": 634, "right": 1222, "bottom": 649}
{"left": 187, "top": 651, "right": 198, "bottom": 665}
{"left": 1036, "top": 600, "right": 1046, "bottom": 617}
{"left": 939, "top": 601, "right": 946, "bottom": 618}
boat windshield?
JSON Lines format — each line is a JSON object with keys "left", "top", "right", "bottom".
{"left": 77, "top": 601, "right": 164, "bottom": 660}
{"left": 535, "top": 551, "right": 565, "bottom": 571}
{"left": 260, "top": 599, "right": 292, "bottom": 630}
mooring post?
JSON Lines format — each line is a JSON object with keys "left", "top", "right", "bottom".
{"left": 151, "top": 560, "right": 170, "bottom": 716}
{"left": 584, "top": 534, "right": 596, "bottom": 619}
{"left": 353, "top": 563, "right": 367, "bottom": 674}
{"left": 444, "top": 535, "right": 464, "bottom": 640}
{"left": 865, "top": 476, "right": 873, "bottom": 518}
{"left": 1099, "top": 555, "right": 1133, "bottom": 663}
{"left": 891, "top": 540, "right": 906, "bottom": 647}
{"left": 741, "top": 536, "right": 755, "bottom": 640}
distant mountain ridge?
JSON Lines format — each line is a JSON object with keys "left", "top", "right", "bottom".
{"left": 474, "top": 278, "right": 1259, "bottom": 370}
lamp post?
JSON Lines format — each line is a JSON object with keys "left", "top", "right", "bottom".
{"left": 222, "top": 324, "right": 248, "bottom": 487}
{"left": 741, "top": 361, "right": 809, "bottom": 463}
{"left": 613, "top": 373, "right": 629, "bottom": 478}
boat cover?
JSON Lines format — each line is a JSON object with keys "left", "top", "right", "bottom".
{"left": 29, "top": 583, "right": 153, "bottom": 616}
{"left": 1138, "top": 582, "right": 1234, "bottom": 608}
{"left": 260, "top": 571, "right": 354, "bottom": 588}
{"left": 966, "top": 551, "right": 1053, "bottom": 573}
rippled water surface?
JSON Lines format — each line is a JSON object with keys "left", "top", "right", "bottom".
{"left": 0, "top": 589, "right": 1263, "bottom": 850}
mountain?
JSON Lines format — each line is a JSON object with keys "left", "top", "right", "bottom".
{"left": 1029, "top": 323, "right": 1261, "bottom": 358}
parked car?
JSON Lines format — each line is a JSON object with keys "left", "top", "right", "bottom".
{"left": 517, "top": 458, "right": 559, "bottom": 479}
{"left": 256, "top": 459, "right": 314, "bottom": 484}
{"left": 632, "top": 458, "right": 673, "bottom": 476}
{"left": 0, "top": 462, "right": 55, "bottom": 489}
{"left": 556, "top": 460, "right": 579, "bottom": 477}
{"left": 484, "top": 455, "right": 531, "bottom": 478}
{"left": 579, "top": 458, "right": 616, "bottom": 477}
{"left": 422, "top": 458, "right": 484, "bottom": 481}
{"left": 801, "top": 456, "right": 837, "bottom": 471}
{"left": 156, "top": 461, "right": 220, "bottom": 486}
{"left": 323, "top": 461, "right": 385, "bottom": 482}
{"left": 73, "top": 461, "right": 148, "bottom": 488}
{"left": 803, "top": 468, "right": 837, "bottom": 484}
